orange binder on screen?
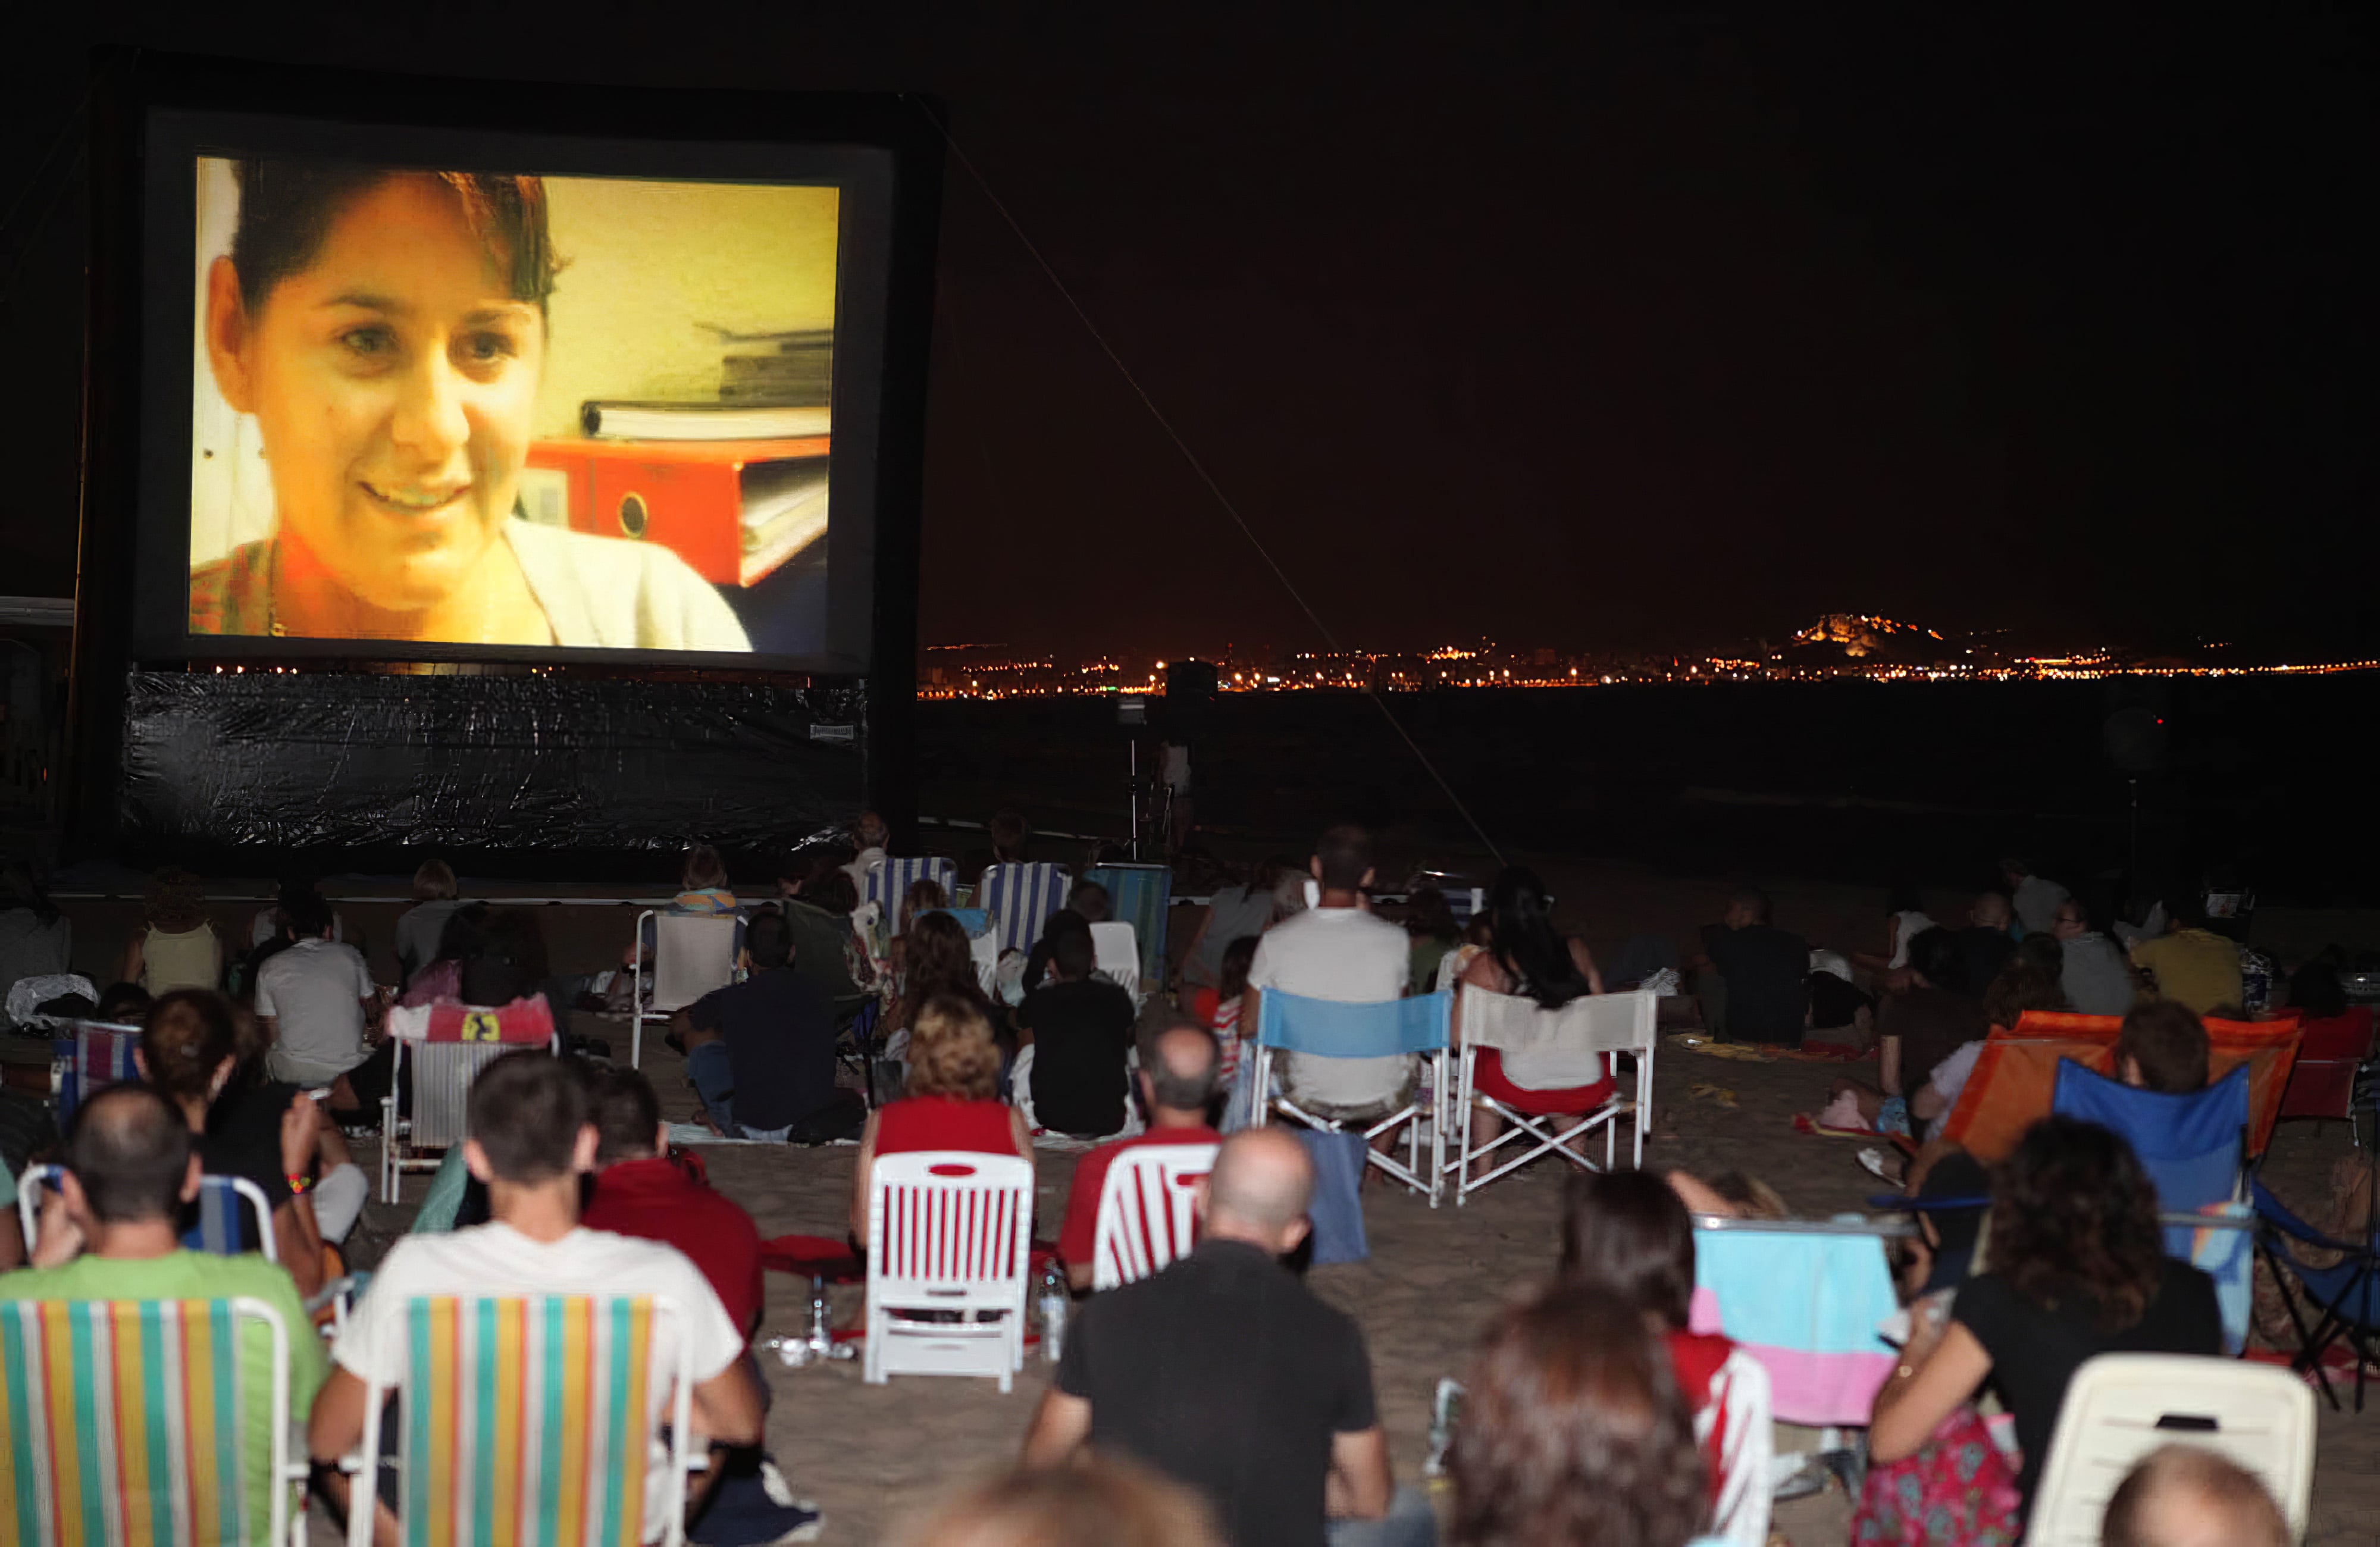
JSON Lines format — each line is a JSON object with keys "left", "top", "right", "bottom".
{"left": 521, "top": 436, "right": 830, "bottom": 587}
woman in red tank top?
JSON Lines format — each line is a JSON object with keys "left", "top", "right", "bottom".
{"left": 850, "top": 994, "right": 1036, "bottom": 1240}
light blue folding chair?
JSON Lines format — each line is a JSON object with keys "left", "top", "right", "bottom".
{"left": 1084, "top": 863, "right": 1173, "bottom": 987}
{"left": 2052, "top": 1060, "right": 2250, "bottom": 1257}
{"left": 18, "top": 1166, "right": 277, "bottom": 1263}
{"left": 1250, "top": 989, "right": 1452, "bottom": 1204}
{"left": 978, "top": 862, "right": 1071, "bottom": 956}
{"left": 862, "top": 857, "right": 959, "bottom": 937}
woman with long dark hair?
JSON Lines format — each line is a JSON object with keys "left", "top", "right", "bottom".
{"left": 1868, "top": 1116, "right": 2222, "bottom": 1520}
{"left": 1455, "top": 867, "right": 1612, "bottom": 1172}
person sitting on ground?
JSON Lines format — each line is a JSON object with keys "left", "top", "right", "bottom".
{"left": 1022, "top": 1128, "right": 1426, "bottom": 1547}
{"left": 247, "top": 872, "right": 350, "bottom": 952}
{"left": 1180, "top": 859, "right": 1282, "bottom": 990}
{"left": 2129, "top": 896, "right": 2244, "bottom": 1017}
{"left": 395, "top": 900, "right": 488, "bottom": 1008}
{"left": 890, "top": 1452, "right": 1226, "bottom": 1547}
{"left": 2001, "top": 856, "right": 2071, "bottom": 938}
{"left": 2052, "top": 895, "right": 2135, "bottom": 1016}
{"left": 2101, "top": 1443, "right": 2290, "bottom": 1547}
{"left": 1449, "top": 1283, "right": 1718, "bottom": 1547}
{"left": 1829, "top": 926, "right": 1988, "bottom": 1136}
{"left": 1, "top": 1083, "right": 327, "bottom": 1530}
{"left": 1685, "top": 887, "right": 1809, "bottom": 1045}
{"left": 1868, "top": 1116, "right": 2222, "bottom": 1521}
{"left": 1955, "top": 891, "right": 2018, "bottom": 1003}
{"left": 1023, "top": 904, "right": 1094, "bottom": 997}
{"left": 1401, "top": 885, "right": 1461, "bottom": 995}
{"left": 393, "top": 856, "right": 464, "bottom": 991}
{"left": 1850, "top": 882, "right": 1939, "bottom": 985}
{"left": 844, "top": 809, "right": 891, "bottom": 892}
{"left": 1805, "top": 951, "right": 1875, "bottom": 1048}
{"left": 1187, "top": 934, "right": 1260, "bottom": 1092}
{"left": 1455, "top": 866, "right": 1611, "bottom": 1173}
{"left": 1557, "top": 1169, "right": 1765, "bottom": 1543}
{"left": 850, "top": 995, "right": 1036, "bottom": 1241}
{"left": 120, "top": 866, "right": 223, "bottom": 997}
{"left": 1890, "top": 939, "right": 2071, "bottom": 1135}
{"left": 583, "top": 1066, "right": 820, "bottom": 1544}
{"left": 1245, "top": 825, "right": 1415, "bottom": 1125}
{"left": 256, "top": 888, "right": 389, "bottom": 1120}
{"left": 2113, "top": 1000, "right": 2211, "bottom": 1092}
{"left": 311, "top": 1051, "right": 762, "bottom": 1545}
{"left": 1056, "top": 1016, "right": 1225, "bottom": 1289}
{"left": 1017, "top": 927, "right": 1139, "bottom": 1138}
{"left": 676, "top": 910, "right": 859, "bottom": 1143}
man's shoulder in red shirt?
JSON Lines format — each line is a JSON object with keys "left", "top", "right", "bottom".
{"left": 584, "top": 1155, "right": 766, "bottom": 1339}
{"left": 1056, "top": 1124, "right": 1223, "bottom": 1270}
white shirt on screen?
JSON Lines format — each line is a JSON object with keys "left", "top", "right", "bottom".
{"left": 255, "top": 937, "right": 375, "bottom": 1087}
{"left": 1248, "top": 904, "right": 1413, "bottom": 1113}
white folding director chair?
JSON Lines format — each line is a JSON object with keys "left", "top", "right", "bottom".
{"left": 1446, "top": 985, "right": 1658, "bottom": 1202}
{"left": 378, "top": 999, "right": 560, "bottom": 1202}
{"left": 1090, "top": 920, "right": 1142, "bottom": 1001}
{"left": 632, "top": 909, "right": 740, "bottom": 1068}
{"left": 2023, "top": 1352, "right": 2316, "bottom": 1546}
{"left": 865, "top": 1150, "right": 1035, "bottom": 1389}
{"left": 1091, "top": 1141, "right": 1218, "bottom": 1289}
{"left": 1250, "top": 989, "right": 1452, "bottom": 1205}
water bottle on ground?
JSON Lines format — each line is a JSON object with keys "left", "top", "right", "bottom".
{"left": 1038, "top": 1260, "right": 1069, "bottom": 1363}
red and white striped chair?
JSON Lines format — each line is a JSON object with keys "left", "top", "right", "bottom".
{"left": 1090, "top": 1142, "right": 1217, "bottom": 1290}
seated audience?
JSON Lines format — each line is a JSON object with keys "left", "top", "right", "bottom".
{"left": 0, "top": 1083, "right": 327, "bottom": 1529}
{"left": 2053, "top": 896, "right": 2136, "bottom": 1016}
{"left": 256, "top": 888, "right": 387, "bottom": 1116}
{"left": 1557, "top": 1169, "right": 1765, "bottom": 1543}
{"left": 851, "top": 995, "right": 1036, "bottom": 1240}
{"left": 1850, "top": 883, "right": 1939, "bottom": 981}
{"left": 1023, "top": 906, "right": 1094, "bottom": 998}
{"left": 1246, "top": 825, "right": 1414, "bottom": 1120}
{"left": 890, "top": 1453, "right": 1225, "bottom": 1547}
{"left": 843, "top": 809, "right": 891, "bottom": 892}
{"left": 777, "top": 850, "right": 876, "bottom": 1006}
{"left": 246, "top": 873, "right": 350, "bottom": 951}
{"left": 1022, "top": 1128, "right": 1426, "bottom": 1547}
{"left": 2113, "top": 1000, "right": 2211, "bottom": 1092}
{"left": 2001, "top": 856, "right": 2071, "bottom": 938}
{"left": 95, "top": 980, "right": 152, "bottom": 1023}
{"left": 900, "top": 875, "right": 950, "bottom": 937}
{"left": 1186, "top": 934, "right": 1259, "bottom": 1091}
{"left": 1069, "top": 878, "right": 1111, "bottom": 926}
{"left": 1687, "top": 888, "right": 1808, "bottom": 1045}
{"left": 986, "top": 806, "right": 1032, "bottom": 870}
{"left": 1401, "top": 885, "right": 1461, "bottom": 994}
{"left": 886, "top": 909, "right": 997, "bottom": 1036}
{"left": 1456, "top": 866, "right": 1611, "bottom": 1173}
{"left": 1955, "top": 891, "right": 2019, "bottom": 1003}
{"left": 678, "top": 910, "right": 857, "bottom": 1142}
{"left": 1017, "top": 929, "right": 1139, "bottom": 1138}
{"left": 1831, "top": 926, "right": 1985, "bottom": 1135}
{"left": 1805, "top": 951, "right": 1874, "bottom": 1047}
{"left": 2129, "top": 897, "right": 2243, "bottom": 1017}
{"left": 395, "top": 900, "right": 488, "bottom": 1008}
{"left": 673, "top": 843, "right": 740, "bottom": 915}
{"left": 310, "top": 1051, "right": 762, "bottom": 1544}
{"left": 0, "top": 859, "right": 72, "bottom": 1009}
{"left": 120, "top": 866, "right": 223, "bottom": 996}
{"left": 1056, "top": 1016, "right": 1225, "bottom": 1288}
{"left": 1179, "top": 859, "right": 1282, "bottom": 989}
{"left": 1869, "top": 1116, "right": 2222, "bottom": 1521}
{"left": 2102, "top": 1444, "right": 2290, "bottom": 1547}
{"left": 393, "top": 856, "right": 464, "bottom": 989}
{"left": 1449, "top": 1285, "right": 1712, "bottom": 1547}
{"left": 1984, "top": 936, "right": 2072, "bottom": 1029}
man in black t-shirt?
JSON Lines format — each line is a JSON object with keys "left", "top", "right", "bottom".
{"left": 1022, "top": 1129, "right": 1420, "bottom": 1547}
{"left": 1690, "top": 887, "right": 1811, "bottom": 1045}
{"left": 678, "top": 912, "right": 854, "bottom": 1142}
{"left": 1015, "top": 929, "right": 1137, "bottom": 1137}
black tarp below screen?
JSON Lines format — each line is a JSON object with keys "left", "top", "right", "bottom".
{"left": 120, "top": 670, "right": 863, "bottom": 859}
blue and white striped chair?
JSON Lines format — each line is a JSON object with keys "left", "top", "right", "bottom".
{"left": 862, "top": 857, "right": 959, "bottom": 937}
{"left": 1250, "top": 989, "right": 1453, "bottom": 1204}
{"left": 977, "top": 862, "right": 1071, "bottom": 957}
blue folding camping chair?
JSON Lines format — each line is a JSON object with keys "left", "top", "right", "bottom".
{"left": 1250, "top": 989, "right": 1452, "bottom": 1204}
{"left": 2052, "top": 1059, "right": 2250, "bottom": 1257}
{"left": 2252, "top": 1079, "right": 2380, "bottom": 1411}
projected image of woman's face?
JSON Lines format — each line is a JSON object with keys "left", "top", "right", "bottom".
{"left": 208, "top": 174, "right": 543, "bottom": 616}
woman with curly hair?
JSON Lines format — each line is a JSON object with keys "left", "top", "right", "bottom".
{"left": 1868, "top": 1116, "right": 2221, "bottom": 1520}
{"left": 1449, "top": 1283, "right": 1716, "bottom": 1547}
{"left": 848, "top": 994, "right": 1034, "bottom": 1240}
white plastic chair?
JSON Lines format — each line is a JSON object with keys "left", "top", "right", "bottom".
{"left": 632, "top": 909, "right": 740, "bottom": 1068}
{"left": 1091, "top": 920, "right": 1142, "bottom": 1001}
{"left": 1446, "top": 985, "right": 1657, "bottom": 1202}
{"left": 2024, "top": 1352, "right": 2316, "bottom": 1546}
{"left": 969, "top": 928, "right": 1002, "bottom": 997}
{"left": 1250, "top": 990, "right": 1452, "bottom": 1204}
{"left": 1091, "top": 1142, "right": 1218, "bottom": 1290}
{"left": 865, "top": 1150, "right": 1035, "bottom": 1389}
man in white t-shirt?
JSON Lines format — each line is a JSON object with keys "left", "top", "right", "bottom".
{"left": 310, "top": 1051, "right": 761, "bottom": 1543}
{"left": 1247, "top": 824, "right": 1414, "bottom": 1116}
{"left": 255, "top": 890, "right": 378, "bottom": 1091}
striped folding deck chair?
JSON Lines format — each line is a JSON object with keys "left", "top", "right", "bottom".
{"left": 1084, "top": 864, "right": 1172, "bottom": 986}
{"left": 49, "top": 1019, "right": 143, "bottom": 1123}
{"left": 380, "top": 998, "right": 560, "bottom": 1202}
{"left": 862, "top": 857, "right": 959, "bottom": 937}
{"left": 17, "top": 1168, "right": 278, "bottom": 1264}
{"left": 0, "top": 1295, "right": 297, "bottom": 1547}
{"left": 976, "top": 862, "right": 1071, "bottom": 956}
{"left": 350, "top": 1294, "right": 695, "bottom": 1547}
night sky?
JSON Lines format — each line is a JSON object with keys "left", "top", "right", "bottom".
{"left": 4, "top": 7, "right": 2372, "bottom": 658}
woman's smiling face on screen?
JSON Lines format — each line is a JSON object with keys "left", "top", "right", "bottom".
{"left": 210, "top": 173, "right": 544, "bottom": 614}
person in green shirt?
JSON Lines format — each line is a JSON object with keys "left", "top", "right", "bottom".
{"left": 1, "top": 1083, "right": 327, "bottom": 1530}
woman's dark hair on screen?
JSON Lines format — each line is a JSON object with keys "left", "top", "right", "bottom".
{"left": 1486, "top": 866, "right": 1592, "bottom": 1009}
{"left": 230, "top": 160, "right": 560, "bottom": 314}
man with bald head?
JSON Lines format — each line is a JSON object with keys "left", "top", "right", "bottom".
{"left": 1024, "top": 1128, "right": 1426, "bottom": 1546}
{"left": 1054, "top": 1013, "right": 1228, "bottom": 1289}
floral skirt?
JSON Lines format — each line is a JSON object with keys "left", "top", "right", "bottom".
{"left": 1850, "top": 1407, "right": 2022, "bottom": 1546}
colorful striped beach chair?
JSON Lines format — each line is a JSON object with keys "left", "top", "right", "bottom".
{"left": 862, "top": 857, "right": 959, "bottom": 936}
{"left": 0, "top": 1294, "right": 299, "bottom": 1547}
{"left": 17, "top": 1167, "right": 278, "bottom": 1263}
{"left": 1083, "top": 864, "right": 1172, "bottom": 986}
{"left": 48, "top": 1019, "right": 143, "bottom": 1123}
{"left": 976, "top": 862, "right": 1070, "bottom": 956}
{"left": 348, "top": 1294, "right": 696, "bottom": 1547}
